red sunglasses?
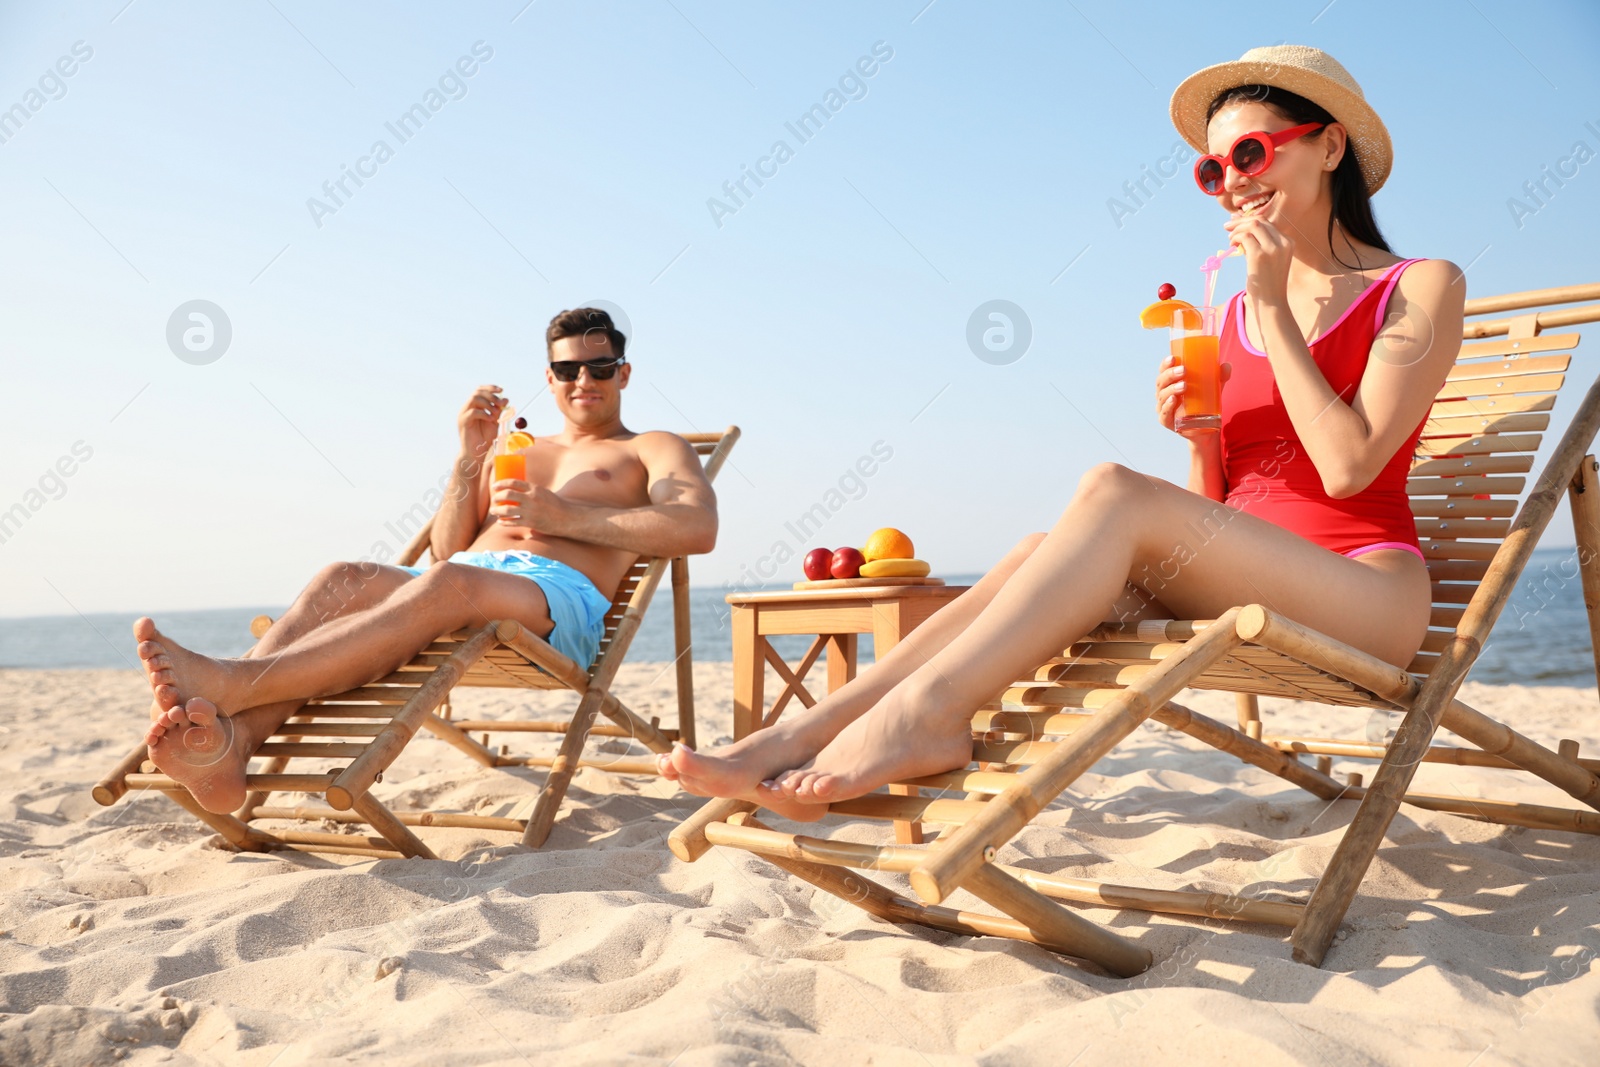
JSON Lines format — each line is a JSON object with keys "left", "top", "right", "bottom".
{"left": 1194, "top": 122, "right": 1327, "bottom": 195}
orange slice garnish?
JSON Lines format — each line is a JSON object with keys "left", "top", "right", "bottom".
{"left": 505, "top": 431, "right": 535, "bottom": 450}
{"left": 1139, "top": 298, "right": 1197, "bottom": 329}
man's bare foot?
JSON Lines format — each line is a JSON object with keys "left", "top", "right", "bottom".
{"left": 144, "top": 698, "right": 251, "bottom": 814}
{"left": 134, "top": 617, "right": 242, "bottom": 712}
{"left": 773, "top": 689, "right": 974, "bottom": 805}
{"left": 656, "top": 717, "right": 834, "bottom": 800}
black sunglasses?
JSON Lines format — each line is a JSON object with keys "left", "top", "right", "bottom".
{"left": 549, "top": 356, "right": 626, "bottom": 382}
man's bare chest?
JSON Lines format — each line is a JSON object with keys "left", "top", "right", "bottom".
{"left": 522, "top": 443, "right": 649, "bottom": 506}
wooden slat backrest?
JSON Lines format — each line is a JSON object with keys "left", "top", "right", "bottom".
{"left": 1403, "top": 284, "right": 1600, "bottom": 676}
{"left": 584, "top": 427, "right": 740, "bottom": 681}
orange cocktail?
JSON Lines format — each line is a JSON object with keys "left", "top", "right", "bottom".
{"left": 491, "top": 429, "right": 534, "bottom": 506}
{"left": 493, "top": 452, "right": 526, "bottom": 483}
{"left": 1170, "top": 305, "right": 1220, "bottom": 433}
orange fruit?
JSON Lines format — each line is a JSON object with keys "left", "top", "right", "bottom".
{"left": 1138, "top": 298, "right": 1197, "bottom": 330}
{"left": 505, "top": 431, "right": 535, "bottom": 450}
{"left": 862, "top": 527, "right": 915, "bottom": 563}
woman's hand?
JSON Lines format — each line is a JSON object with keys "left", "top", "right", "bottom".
{"left": 1157, "top": 354, "right": 1232, "bottom": 438}
{"left": 1224, "top": 212, "right": 1292, "bottom": 308}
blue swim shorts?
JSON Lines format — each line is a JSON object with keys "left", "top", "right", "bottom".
{"left": 399, "top": 551, "right": 612, "bottom": 669}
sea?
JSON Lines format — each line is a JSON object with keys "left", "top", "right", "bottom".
{"left": 2, "top": 547, "right": 1595, "bottom": 687}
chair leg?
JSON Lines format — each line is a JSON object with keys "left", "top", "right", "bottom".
{"left": 1567, "top": 455, "right": 1600, "bottom": 697}
{"left": 161, "top": 788, "right": 278, "bottom": 853}
{"left": 889, "top": 784, "right": 925, "bottom": 844}
{"left": 1441, "top": 699, "right": 1600, "bottom": 809}
{"left": 351, "top": 792, "right": 438, "bottom": 859}
{"left": 1235, "top": 692, "right": 1262, "bottom": 736}
{"left": 522, "top": 687, "right": 608, "bottom": 848}
{"left": 962, "top": 863, "right": 1152, "bottom": 978}
{"left": 1154, "top": 701, "right": 1345, "bottom": 800}
{"left": 91, "top": 742, "right": 148, "bottom": 807}
{"left": 1291, "top": 663, "right": 1459, "bottom": 966}
{"left": 421, "top": 712, "right": 502, "bottom": 767}
{"left": 740, "top": 815, "right": 1145, "bottom": 975}
{"left": 671, "top": 555, "right": 696, "bottom": 750}
{"left": 669, "top": 796, "right": 758, "bottom": 862}
{"left": 596, "top": 692, "right": 674, "bottom": 754}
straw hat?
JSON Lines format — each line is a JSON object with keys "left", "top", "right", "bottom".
{"left": 1169, "top": 45, "right": 1392, "bottom": 194}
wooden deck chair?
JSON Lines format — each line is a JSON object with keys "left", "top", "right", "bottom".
{"left": 92, "top": 427, "right": 740, "bottom": 859}
{"left": 670, "top": 284, "right": 1600, "bottom": 979}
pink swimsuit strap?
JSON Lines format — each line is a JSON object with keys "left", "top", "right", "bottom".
{"left": 1344, "top": 541, "right": 1425, "bottom": 562}
{"left": 1227, "top": 257, "right": 1426, "bottom": 357}
{"left": 1370, "top": 258, "right": 1426, "bottom": 335}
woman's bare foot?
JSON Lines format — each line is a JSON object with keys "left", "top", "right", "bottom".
{"left": 657, "top": 717, "right": 834, "bottom": 800}
{"left": 144, "top": 698, "right": 251, "bottom": 814}
{"left": 775, "top": 689, "right": 975, "bottom": 805}
{"left": 134, "top": 617, "right": 244, "bottom": 712}
{"left": 656, "top": 762, "right": 829, "bottom": 822}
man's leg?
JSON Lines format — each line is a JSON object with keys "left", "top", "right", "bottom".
{"left": 142, "top": 561, "right": 415, "bottom": 714}
{"left": 138, "top": 562, "right": 555, "bottom": 813}
{"left": 137, "top": 562, "right": 418, "bottom": 813}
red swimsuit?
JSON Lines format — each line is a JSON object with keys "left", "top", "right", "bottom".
{"left": 1218, "top": 258, "right": 1427, "bottom": 561}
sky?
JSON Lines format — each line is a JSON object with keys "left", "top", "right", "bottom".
{"left": 2, "top": 0, "right": 1598, "bottom": 618}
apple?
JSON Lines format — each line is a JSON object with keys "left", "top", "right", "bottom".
{"left": 803, "top": 547, "right": 833, "bottom": 581}
{"left": 831, "top": 547, "right": 865, "bottom": 579}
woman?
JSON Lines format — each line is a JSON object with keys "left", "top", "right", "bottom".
{"left": 662, "top": 45, "right": 1464, "bottom": 818}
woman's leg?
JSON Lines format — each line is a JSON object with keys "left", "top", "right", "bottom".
{"left": 778, "top": 462, "right": 1431, "bottom": 803}
{"left": 660, "top": 533, "right": 1053, "bottom": 799}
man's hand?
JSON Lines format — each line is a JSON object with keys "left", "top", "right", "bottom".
{"left": 490, "top": 479, "right": 567, "bottom": 531}
{"left": 458, "top": 385, "right": 507, "bottom": 461}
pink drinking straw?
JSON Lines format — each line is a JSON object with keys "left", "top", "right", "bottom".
{"left": 1201, "top": 246, "right": 1240, "bottom": 309}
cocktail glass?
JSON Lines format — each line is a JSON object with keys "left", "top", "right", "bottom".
{"left": 493, "top": 451, "right": 527, "bottom": 484}
{"left": 492, "top": 451, "right": 527, "bottom": 510}
{"left": 1171, "top": 305, "right": 1221, "bottom": 434}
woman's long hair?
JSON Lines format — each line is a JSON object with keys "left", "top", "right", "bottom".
{"left": 1205, "top": 84, "right": 1392, "bottom": 271}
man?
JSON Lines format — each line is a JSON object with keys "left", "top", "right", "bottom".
{"left": 134, "top": 307, "right": 718, "bottom": 814}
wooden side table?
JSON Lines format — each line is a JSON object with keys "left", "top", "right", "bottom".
{"left": 724, "top": 583, "right": 970, "bottom": 740}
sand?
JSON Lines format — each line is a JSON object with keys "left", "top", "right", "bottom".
{"left": 2, "top": 664, "right": 1598, "bottom": 1066}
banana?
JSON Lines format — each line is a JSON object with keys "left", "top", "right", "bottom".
{"left": 859, "top": 558, "right": 930, "bottom": 579}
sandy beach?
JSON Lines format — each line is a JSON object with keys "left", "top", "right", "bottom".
{"left": 2, "top": 664, "right": 1598, "bottom": 1065}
